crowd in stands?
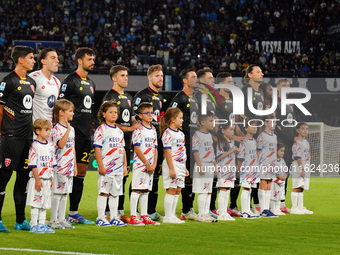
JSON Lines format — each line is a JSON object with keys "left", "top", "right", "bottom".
{"left": 0, "top": 0, "right": 339, "bottom": 76}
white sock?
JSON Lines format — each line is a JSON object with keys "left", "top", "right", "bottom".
{"left": 139, "top": 192, "right": 148, "bottom": 216}
{"left": 264, "top": 190, "right": 271, "bottom": 210}
{"left": 280, "top": 201, "right": 286, "bottom": 209}
{"left": 96, "top": 195, "right": 107, "bottom": 218}
{"left": 130, "top": 192, "right": 140, "bottom": 216}
{"left": 30, "top": 207, "right": 39, "bottom": 226}
{"left": 109, "top": 196, "right": 119, "bottom": 220}
{"left": 205, "top": 194, "right": 212, "bottom": 215}
{"left": 275, "top": 200, "right": 281, "bottom": 212}
{"left": 298, "top": 192, "right": 304, "bottom": 208}
{"left": 270, "top": 199, "right": 275, "bottom": 211}
{"left": 50, "top": 194, "right": 61, "bottom": 221}
{"left": 218, "top": 190, "right": 228, "bottom": 214}
{"left": 68, "top": 211, "right": 78, "bottom": 216}
{"left": 172, "top": 195, "right": 179, "bottom": 216}
{"left": 291, "top": 192, "right": 299, "bottom": 208}
{"left": 258, "top": 189, "right": 265, "bottom": 211}
{"left": 164, "top": 193, "right": 174, "bottom": 217}
{"left": 225, "top": 189, "right": 230, "bottom": 210}
{"left": 197, "top": 193, "right": 207, "bottom": 215}
{"left": 241, "top": 189, "right": 250, "bottom": 213}
{"left": 58, "top": 195, "right": 68, "bottom": 222}
{"left": 38, "top": 209, "right": 46, "bottom": 225}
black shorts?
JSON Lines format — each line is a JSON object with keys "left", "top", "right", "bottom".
{"left": 75, "top": 137, "right": 92, "bottom": 165}
{"left": 154, "top": 138, "right": 164, "bottom": 176}
{"left": 0, "top": 137, "right": 32, "bottom": 171}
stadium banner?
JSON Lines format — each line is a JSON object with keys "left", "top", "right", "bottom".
{"left": 254, "top": 40, "right": 301, "bottom": 54}
{"left": 324, "top": 19, "right": 340, "bottom": 45}
{"left": 13, "top": 40, "right": 64, "bottom": 50}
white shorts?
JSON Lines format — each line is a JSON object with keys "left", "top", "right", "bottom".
{"left": 260, "top": 165, "right": 276, "bottom": 180}
{"left": 131, "top": 167, "right": 153, "bottom": 191}
{"left": 162, "top": 160, "right": 186, "bottom": 189}
{"left": 98, "top": 174, "right": 123, "bottom": 196}
{"left": 52, "top": 173, "right": 73, "bottom": 194}
{"left": 271, "top": 182, "right": 285, "bottom": 201}
{"left": 216, "top": 165, "right": 236, "bottom": 188}
{"left": 241, "top": 180, "right": 257, "bottom": 189}
{"left": 291, "top": 161, "right": 310, "bottom": 190}
{"left": 26, "top": 178, "right": 52, "bottom": 209}
{"left": 193, "top": 163, "right": 214, "bottom": 193}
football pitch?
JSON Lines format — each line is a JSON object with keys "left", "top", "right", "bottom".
{"left": 0, "top": 172, "right": 339, "bottom": 255}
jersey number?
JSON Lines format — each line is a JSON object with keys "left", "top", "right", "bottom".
{"left": 81, "top": 152, "right": 91, "bottom": 163}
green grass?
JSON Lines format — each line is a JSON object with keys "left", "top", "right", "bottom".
{"left": 1, "top": 172, "right": 339, "bottom": 255}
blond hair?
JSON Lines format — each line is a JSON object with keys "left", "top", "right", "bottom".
{"left": 147, "top": 64, "right": 162, "bottom": 76}
{"left": 53, "top": 99, "right": 74, "bottom": 123}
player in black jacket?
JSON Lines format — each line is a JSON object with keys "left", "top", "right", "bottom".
{"left": 170, "top": 69, "right": 199, "bottom": 220}
{"left": 59, "top": 47, "right": 96, "bottom": 224}
{"left": 133, "top": 64, "right": 165, "bottom": 221}
{"left": 0, "top": 46, "right": 36, "bottom": 232}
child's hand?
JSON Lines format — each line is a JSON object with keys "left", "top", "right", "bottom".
{"left": 98, "top": 166, "right": 106, "bottom": 176}
{"left": 65, "top": 117, "right": 71, "bottom": 130}
{"left": 146, "top": 163, "right": 154, "bottom": 173}
{"left": 198, "top": 164, "right": 205, "bottom": 175}
{"left": 185, "top": 169, "right": 189, "bottom": 177}
{"left": 169, "top": 168, "right": 176, "bottom": 178}
{"left": 51, "top": 179, "right": 54, "bottom": 189}
{"left": 300, "top": 168, "right": 305, "bottom": 177}
{"left": 123, "top": 167, "right": 128, "bottom": 177}
{"left": 35, "top": 179, "right": 42, "bottom": 192}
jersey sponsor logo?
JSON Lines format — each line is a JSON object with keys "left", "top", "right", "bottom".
{"left": 23, "top": 95, "right": 33, "bottom": 109}
{"left": 83, "top": 95, "right": 92, "bottom": 109}
{"left": 5, "top": 158, "right": 11, "bottom": 167}
{"left": 0, "top": 92, "right": 3, "bottom": 97}
{"left": 18, "top": 86, "right": 22, "bottom": 90}
{"left": 257, "top": 102, "right": 263, "bottom": 110}
{"left": 0, "top": 82, "right": 6, "bottom": 91}
{"left": 287, "top": 113, "right": 293, "bottom": 123}
{"left": 122, "top": 109, "right": 130, "bottom": 122}
{"left": 81, "top": 80, "right": 90, "bottom": 85}
{"left": 61, "top": 84, "right": 67, "bottom": 92}
{"left": 135, "top": 97, "right": 141, "bottom": 105}
{"left": 20, "top": 80, "right": 30, "bottom": 85}
{"left": 172, "top": 102, "right": 178, "bottom": 107}
{"left": 47, "top": 95, "right": 56, "bottom": 108}
{"left": 59, "top": 93, "right": 65, "bottom": 98}
{"left": 154, "top": 109, "right": 160, "bottom": 122}
{"left": 191, "top": 111, "right": 197, "bottom": 124}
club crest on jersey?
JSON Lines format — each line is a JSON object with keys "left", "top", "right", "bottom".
{"left": 127, "top": 99, "right": 131, "bottom": 107}
{"left": 30, "top": 85, "right": 35, "bottom": 92}
{"left": 5, "top": 158, "right": 11, "bottom": 167}
{"left": 0, "top": 82, "right": 5, "bottom": 91}
{"left": 90, "top": 87, "right": 94, "bottom": 94}
{"left": 135, "top": 97, "right": 141, "bottom": 105}
{"left": 61, "top": 84, "right": 67, "bottom": 92}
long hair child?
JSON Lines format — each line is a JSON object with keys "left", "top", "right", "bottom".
{"left": 160, "top": 107, "right": 189, "bottom": 223}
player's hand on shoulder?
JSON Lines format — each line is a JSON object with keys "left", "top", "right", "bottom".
{"left": 185, "top": 169, "right": 189, "bottom": 177}
{"left": 133, "top": 123, "right": 143, "bottom": 131}
{"left": 233, "top": 135, "right": 245, "bottom": 143}
{"left": 151, "top": 125, "right": 156, "bottom": 131}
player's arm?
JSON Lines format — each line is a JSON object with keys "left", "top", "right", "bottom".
{"left": 32, "top": 168, "right": 42, "bottom": 192}
{"left": 213, "top": 160, "right": 218, "bottom": 177}
{"left": 193, "top": 151, "right": 204, "bottom": 175}
{"left": 94, "top": 147, "right": 106, "bottom": 176}
{"left": 164, "top": 149, "right": 176, "bottom": 178}
{"left": 296, "top": 158, "right": 305, "bottom": 177}
{"left": 73, "top": 151, "right": 78, "bottom": 176}
{"left": 0, "top": 104, "right": 4, "bottom": 138}
{"left": 151, "top": 148, "right": 158, "bottom": 172}
{"left": 123, "top": 150, "right": 128, "bottom": 176}
{"left": 57, "top": 120, "right": 71, "bottom": 149}
{"left": 134, "top": 145, "right": 153, "bottom": 173}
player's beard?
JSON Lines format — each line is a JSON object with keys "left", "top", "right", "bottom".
{"left": 83, "top": 65, "right": 94, "bottom": 73}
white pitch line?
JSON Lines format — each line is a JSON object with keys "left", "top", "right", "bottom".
{"left": 0, "top": 247, "right": 114, "bottom": 255}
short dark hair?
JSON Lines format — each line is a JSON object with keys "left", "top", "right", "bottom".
{"left": 109, "top": 65, "right": 129, "bottom": 79}
{"left": 198, "top": 112, "right": 215, "bottom": 125}
{"left": 38, "top": 47, "right": 57, "bottom": 69}
{"left": 97, "top": 100, "right": 120, "bottom": 125}
{"left": 137, "top": 102, "right": 153, "bottom": 114}
{"left": 179, "top": 68, "right": 195, "bottom": 83}
{"left": 75, "top": 47, "right": 95, "bottom": 61}
{"left": 11, "top": 46, "right": 35, "bottom": 64}
{"left": 216, "top": 72, "right": 232, "bottom": 83}
{"left": 197, "top": 68, "right": 213, "bottom": 79}
{"left": 296, "top": 122, "right": 308, "bottom": 130}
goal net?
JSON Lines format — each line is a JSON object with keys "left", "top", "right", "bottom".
{"left": 307, "top": 122, "right": 340, "bottom": 177}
